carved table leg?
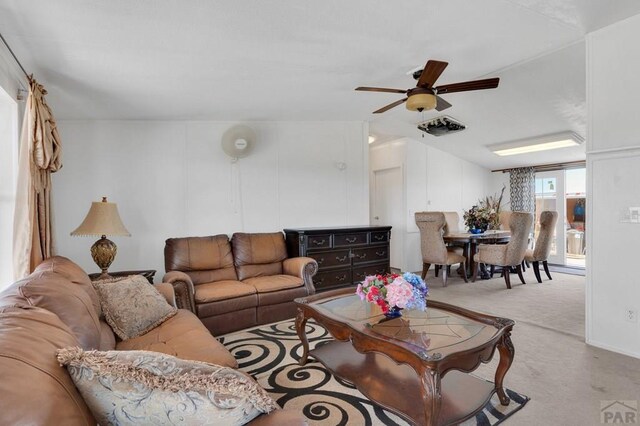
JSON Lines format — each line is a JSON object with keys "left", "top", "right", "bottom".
{"left": 419, "top": 368, "right": 442, "bottom": 426}
{"left": 295, "top": 308, "right": 309, "bottom": 366}
{"left": 495, "top": 332, "right": 515, "bottom": 405}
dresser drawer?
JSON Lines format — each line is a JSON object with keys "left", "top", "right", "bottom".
{"left": 306, "top": 234, "right": 331, "bottom": 250}
{"left": 309, "top": 250, "right": 351, "bottom": 270}
{"left": 351, "top": 246, "right": 389, "bottom": 265}
{"left": 313, "top": 268, "right": 352, "bottom": 291}
{"left": 370, "top": 231, "right": 389, "bottom": 244}
{"left": 333, "top": 232, "right": 368, "bottom": 247}
{"left": 352, "top": 262, "right": 390, "bottom": 283}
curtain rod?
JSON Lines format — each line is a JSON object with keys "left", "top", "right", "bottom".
{"left": 0, "top": 31, "right": 30, "bottom": 80}
{"left": 492, "top": 160, "right": 586, "bottom": 173}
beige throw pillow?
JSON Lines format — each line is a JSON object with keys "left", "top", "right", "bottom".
{"left": 57, "top": 347, "right": 278, "bottom": 426}
{"left": 92, "top": 275, "right": 177, "bottom": 340}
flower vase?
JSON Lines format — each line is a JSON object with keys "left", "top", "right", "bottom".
{"left": 384, "top": 306, "right": 403, "bottom": 319}
{"left": 470, "top": 228, "right": 484, "bottom": 235}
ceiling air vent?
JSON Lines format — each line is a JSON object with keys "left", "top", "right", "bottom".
{"left": 418, "top": 115, "right": 466, "bottom": 137}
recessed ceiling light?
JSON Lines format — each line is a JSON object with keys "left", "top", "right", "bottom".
{"left": 368, "top": 135, "right": 376, "bottom": 144}
{"left": 488, "top": 132, "right": 584, "bottom": 157}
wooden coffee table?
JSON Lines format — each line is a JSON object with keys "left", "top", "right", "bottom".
{"left": 295, "top": 288, "right": 515, "bottom": 426}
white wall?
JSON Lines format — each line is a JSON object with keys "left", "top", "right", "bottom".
{"left": 370, "top": 137, "right": 500, "bottom": 273}
{"left": 586, "top": 13, "right": 640, "bottom": 358}
{"left": 54, "top": 121, "right": 369, "bottom": 280}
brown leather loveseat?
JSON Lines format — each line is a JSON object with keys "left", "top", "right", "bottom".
{"left": 163, "top": 232, "right": 318, "bottom": 335}
{"left": 0, "top": 256, "right": 304, "bottom": 425}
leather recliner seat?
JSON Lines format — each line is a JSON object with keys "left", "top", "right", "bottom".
{"left": 164, "top": 232, "right": 317, "bottom": 336}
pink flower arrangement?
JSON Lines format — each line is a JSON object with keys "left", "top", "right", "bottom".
{"left": 356, "top": 273, "right": 428, "bottom": 314}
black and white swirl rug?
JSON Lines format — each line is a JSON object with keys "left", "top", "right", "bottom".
{"left": 220, "top": 319, "right": 529, "bottom": 425}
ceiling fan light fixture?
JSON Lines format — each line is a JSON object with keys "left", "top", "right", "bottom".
{"left": 406, "top": 93, "right": 437, "bottom": 111}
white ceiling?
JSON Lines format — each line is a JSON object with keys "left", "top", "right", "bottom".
{"left": 2, "top": 0, "right": 640, "bottom": 169}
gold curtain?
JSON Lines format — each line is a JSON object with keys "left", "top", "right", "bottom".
{"left": 13, "top": 76, "right": 62, "bottom": 279}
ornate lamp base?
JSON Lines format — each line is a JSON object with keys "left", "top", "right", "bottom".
{"left": 90, "top": 235, "right": 117, "bottom": 279}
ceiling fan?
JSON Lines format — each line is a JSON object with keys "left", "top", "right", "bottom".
{"left": 355, "top": 60, "right": 499, "bottom": 114}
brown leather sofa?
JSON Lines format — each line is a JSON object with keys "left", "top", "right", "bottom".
{"left": 0, "top": 256, "right": 304, "bottom": 425}
{"left": 163, "top": 232, "right": 318, "bottom": 336}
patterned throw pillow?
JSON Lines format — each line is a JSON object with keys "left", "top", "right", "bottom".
{"left": 57, "top": 347, "right": 278, "bottom": 426}
{"left": 92, "top": 275, "right": 177, "bottom": 340}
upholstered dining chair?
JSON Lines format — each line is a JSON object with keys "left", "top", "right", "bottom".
{"left": 435, "top": 211, "right": 465, "bottom": 277}
{"left": 472, "top": 211, "right": 533, "bottom": 289}
{"left": 443, "top": 211, "right": 461, "bottom": 235}
{"left": 498, "top": 210, "right": 512, "bottom": 230}
{"left": 415, "top": 212, "right": 468, "bottom": 286}
{"left": 524, "top": 210, "right": 558, "bottom": 283}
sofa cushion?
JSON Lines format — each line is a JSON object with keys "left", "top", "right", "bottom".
{"left": 0, "top": 270, "right": 102, "bottom": 350}
{"left": 57, "top": 347, "right": 278, "bottom": 426}
{"left": 231, "top": 233, "right": 287, "bottom": 280}
{"left": 0, "top": 306, "right": 95, "bottom": 425}
{"left": 98, "top": 320, "right": 116, "bottom": 351}
{"left": 195, "top": 280, "right": 256, "bottom": 304}
{"left": 257, "top": 285, "right": 309, "bottom": 307}
{"left": 33, "top": 256, "right": 101, "bottom": 317}
{"left": 165, "top": 235, "right": 238, "bottom": 283}
{"left": 116, "top": 309, "right": 238, "bottom": 368}
{"left": 197, "top": 295, "right": 258, "bottom": 318}
{"left": 243, "top": 275, "right": 303, "bottom": 294}
{"left": 92, "top": 275, "right": 178, "bottom": 340}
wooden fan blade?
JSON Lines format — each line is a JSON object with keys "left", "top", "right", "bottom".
{"left": 435, "top": 96, "right": 452, "bottom": 111}
{"left": 355, "top": 87, "right": 407, "bottom": 94}
{"left": 373, "top": 98, "right": 408, "bottom": 114}
{"left": 435, "top": 77, "right": 499, "bottom": 95}
{"left": 417, "top": 60, "right": 449, "bottom": 88}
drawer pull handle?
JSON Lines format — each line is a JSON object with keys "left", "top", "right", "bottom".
{"left": 374, "top": 235, "right": 385, "bottom": 241}
{"left": 317, "top": 258, "right": 324, "bottom": 265}
{"left": 356, "top": 253, "right": 367, "bottom": 259}
{"left": 346, "top": 237, "right": 358, "bottom": 243}
{"left": 336, "top": 275, "right": 347, "bottom": 282}
{"left": 312, "top": 239, "right": 326, "bottom": 246}
{"left": 315, "top": 278, "right": 324, "bottom": 284}
{"left": 336, "top": 255, "right": 348, "bottom": 262}
{"left": 375, "top": 251, "right": 387, "bottom": 257}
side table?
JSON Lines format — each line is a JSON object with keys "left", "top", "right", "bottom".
{"left": 88, "top": 270, "right": 156, "bottom": 284}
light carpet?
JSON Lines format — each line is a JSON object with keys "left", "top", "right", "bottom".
{"left": 220, "top": 319, "right": 529, "bottom": 425}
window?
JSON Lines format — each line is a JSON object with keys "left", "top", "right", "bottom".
{"left": 0, "top": 86, "right": 18, "bottom": 287}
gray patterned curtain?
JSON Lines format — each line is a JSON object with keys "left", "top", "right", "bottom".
{"left": 508, "top": 167, "right": 535, "bottom": 213}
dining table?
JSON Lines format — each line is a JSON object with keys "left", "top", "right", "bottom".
{"left": 443, "top": 230, "right": 511, "bottom": 279}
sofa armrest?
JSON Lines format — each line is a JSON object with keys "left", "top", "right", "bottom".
{"left": 283, "top": 257, "right": 318, "bottom": 295}
{"left": 162, "top": 271, "right": 196, "bottom": 313}
{"left": 155, "top": 282, "right": 177, "bottom": 308}
{"left": 247, "top": 409, "right": 308, "bottom": 426}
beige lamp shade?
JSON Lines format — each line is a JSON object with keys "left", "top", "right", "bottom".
{"left": 70, "top": 197, "right": 131, "bottom": 237}
{"left": 406, "top": 93, "right": 437, "bottom": 111}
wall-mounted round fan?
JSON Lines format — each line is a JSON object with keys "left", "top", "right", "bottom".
{"left": 221, "top": 125, "right": 256, "bottom": 161}
{"left": 355, "top": 59, "right": 500, "bottom": 114}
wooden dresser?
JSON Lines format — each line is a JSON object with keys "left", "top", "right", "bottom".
{"left": 284, "top": 226, "right": 392, "bottom": 292}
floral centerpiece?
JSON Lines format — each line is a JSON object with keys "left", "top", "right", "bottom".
{"left": 463, "top": 205, "right": 494, "bottom": 233}
{"left": 463, "top": 185, "right": 506, "bottom": 233}
{"left": 356, "top": 272, "right": 428, "bottom": 318}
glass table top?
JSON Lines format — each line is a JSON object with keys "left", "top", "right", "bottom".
{"left": 317, "top": 294, "right": 487, "bottom": 353}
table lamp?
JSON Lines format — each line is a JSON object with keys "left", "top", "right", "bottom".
{"left": 70, "top": 197, "right": 130, "bottom": 279}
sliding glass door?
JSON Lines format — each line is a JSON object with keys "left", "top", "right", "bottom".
{"left": 534, "top": 171, "right": 565, "bottom": 265}
{"left": 534, "top": 168, "right": 586, "bottom": 267}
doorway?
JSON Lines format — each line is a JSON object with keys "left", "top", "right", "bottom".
{"left": 371, "top": 167, "right": 403, "bottom": 270}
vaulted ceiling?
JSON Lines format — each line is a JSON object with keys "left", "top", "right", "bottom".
{"left": 2, "top": 1, "right": 640, "bottom": 169}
